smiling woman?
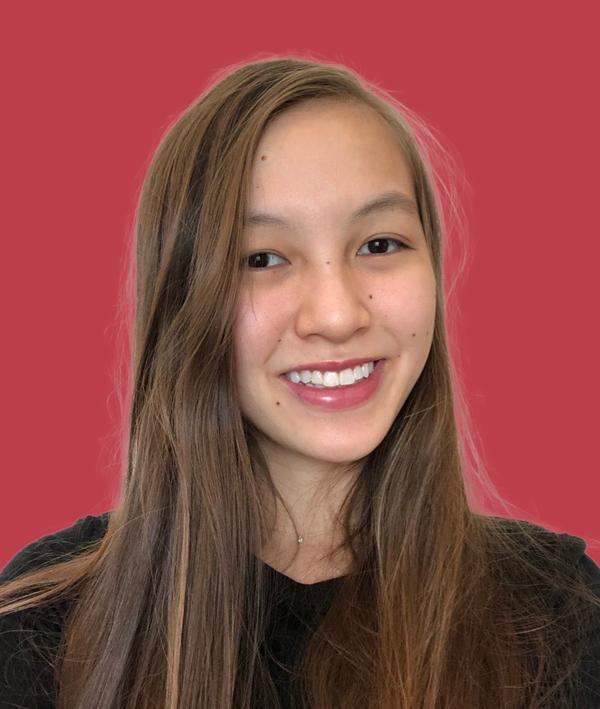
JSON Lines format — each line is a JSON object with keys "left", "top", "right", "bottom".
{"left": 1, "top": 56, "right": 599, "bottom": 709}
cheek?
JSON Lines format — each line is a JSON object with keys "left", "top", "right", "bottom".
{"left": 378, "top": 265, "right": 437, "bottom": 336}
{"left": 232, "top": 292, "right": 288, "bottom": 375}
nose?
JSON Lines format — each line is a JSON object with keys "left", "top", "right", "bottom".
{"left": 294, "top": 262, "right": 371, "bottom": 342}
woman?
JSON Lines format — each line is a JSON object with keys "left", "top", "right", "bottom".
{"left": 1, "top": 56, "right": 599, "bottom": 709}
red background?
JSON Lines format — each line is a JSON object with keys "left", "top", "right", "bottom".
{"left": 1, "top": 0, "right": 598, "bottom": 568}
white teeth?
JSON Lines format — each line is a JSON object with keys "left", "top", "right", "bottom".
{"left": 285, "top": 360, "right": 377, "bottom": 387}
{"left": 323, "top": 371, "right": 340, "bottom": 387}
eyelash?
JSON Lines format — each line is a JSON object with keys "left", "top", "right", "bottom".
{"left": 243, "top": 237, "right": 409, "bottom": 270}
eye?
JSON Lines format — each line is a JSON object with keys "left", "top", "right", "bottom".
{"left": 357, "top": 237, "right": 409, "bottom": 257}
{"left": 244, "top": 252, "right": 287, "bottom": 270}
{"left": 242, "top": 237, "right": 409, "bottom": 271}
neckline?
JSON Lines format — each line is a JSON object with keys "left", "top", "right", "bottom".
{"left": 259, "top": 558, "right": 348, "bottom": 589}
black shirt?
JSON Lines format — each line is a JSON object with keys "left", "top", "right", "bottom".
{"left": 1, "top": 513, "right": 599, "bottom": 708}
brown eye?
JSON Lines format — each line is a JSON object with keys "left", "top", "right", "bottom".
{"left": 358, "top": 237, "right": 408, "bottom": 256}
{"left": 244, "top": 252, "right": 286, "bottom": 270}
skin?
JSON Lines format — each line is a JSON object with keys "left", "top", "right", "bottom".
{"left": 233, "top": 99, "right": 437, "bottom": 583}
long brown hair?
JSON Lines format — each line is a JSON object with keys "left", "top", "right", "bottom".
{"left": 1, "top": 54, "right": 599, "bottom": 708}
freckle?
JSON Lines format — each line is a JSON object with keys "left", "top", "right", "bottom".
{"left": 261, "top": 155, "right": 267, "bottom": 161}
{"left": 368, "top": 294, "right": 373, "bottom": 299}
{"left": 325, "top": 261, "right": 330, "bottom": 264}
{"left": 277, "top": 338, "right": 281, "bottom": 342}
{"left": 412, "top": 332, "right": 416, "bottom": 337}
{"left": 276, "top": 401, "right": 280, "bottom": 405}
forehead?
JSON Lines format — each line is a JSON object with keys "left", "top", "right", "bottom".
{"left": 246, "top": 101, "right": 416, "bottom": 222}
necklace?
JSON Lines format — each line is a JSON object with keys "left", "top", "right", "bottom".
{"left": 290, "top": 518, "right": 304, "bottom": 543}
{"left": 291, "top": 519, "right": 304, "bottom": 543}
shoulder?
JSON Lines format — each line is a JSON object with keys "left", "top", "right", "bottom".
{"left": 0, "top": 513, "right": 110, "bottom": 706}
{"left": 482, "top": 514, "right": 600, "bottom": 580}
{"left": 0, "top": 511, "right": 111, "bottom": 585}
{"left": 486, "top": 516, "right": 600, "bottom": 705}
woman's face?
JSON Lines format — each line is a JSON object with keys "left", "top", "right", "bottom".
{"left": 233, "top": 100, "right": 436, "bottom": 469}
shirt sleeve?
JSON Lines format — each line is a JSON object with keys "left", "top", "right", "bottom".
{"left": 0, "top": 514, "right": 108, "bottom": 708}
{"left": 0, "top": 605, "right": 59, "bottom": 708}
{"left": 0, "top": 536, "right": 67, "bottom": 709}
{"left": 572, "top": 549, "right": 600, "bottom": 707}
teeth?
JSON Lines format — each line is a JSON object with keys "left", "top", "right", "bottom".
{"left": 285, "top": 360, "right": 377, "bottom": 388}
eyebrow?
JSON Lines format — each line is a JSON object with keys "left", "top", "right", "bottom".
{"left": 243, "top": 189, "right": 420, "bottom": 229}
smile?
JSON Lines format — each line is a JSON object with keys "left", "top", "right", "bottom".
{"left": 279, "top": 359, "right": 386, "bottom": 411}
{"left": 284, "top": 360, "right": 379, "bottom": 388}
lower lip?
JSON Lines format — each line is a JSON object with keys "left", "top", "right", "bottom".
{"left": 279, "top": 360, "right": 386, "bottom": 411}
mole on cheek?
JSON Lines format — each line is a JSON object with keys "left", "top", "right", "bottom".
{"left": 261, "top": 155, "right": 267, "bottom": 161}
{"left": 368, "top": 294, "right": 373, "bottom": 299}
{"left": 412, "top": 332, "right": 416, "bottom": 337}
{"left": 276, "top": 401, "right": 280, "bottom": 405}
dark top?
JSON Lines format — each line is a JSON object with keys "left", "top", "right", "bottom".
{"left": 0, "top": 513, "right": 599, "bottom": 708}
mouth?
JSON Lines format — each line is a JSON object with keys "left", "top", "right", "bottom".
{"left": 280, "top": 359, "right": 384, "bottom": 388}
{"left": 280, "top": 356, "right": 383, "bottom": 376}
{"left": 278, "top": 359, "right": 387, "bottom": 411}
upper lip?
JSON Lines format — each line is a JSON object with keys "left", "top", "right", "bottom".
{"left": 280, "top": 357, "right": 382, "bottom": 375}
